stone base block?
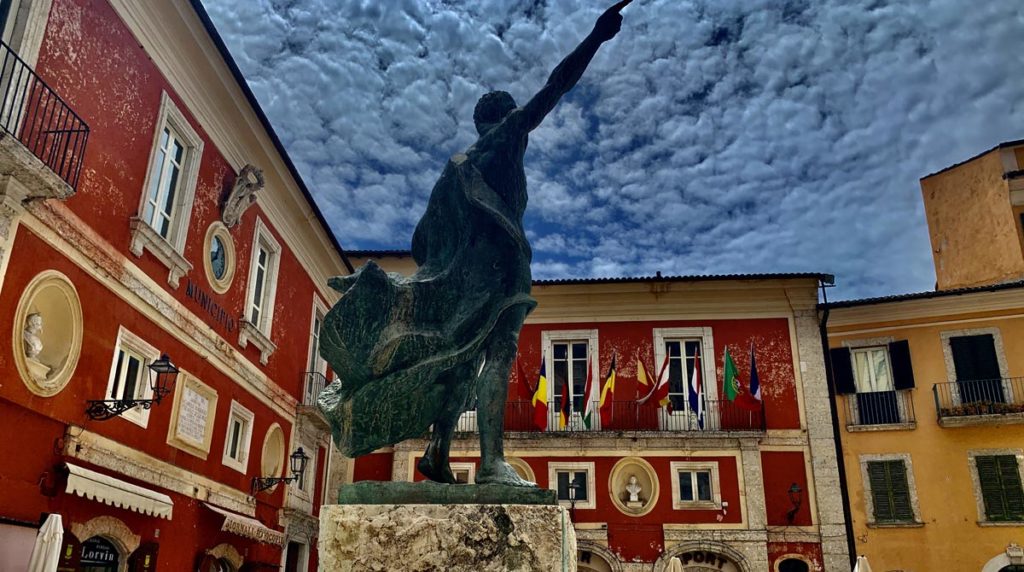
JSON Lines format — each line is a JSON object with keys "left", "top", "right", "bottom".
{"left": 319, "top": 503, "right": 576, "bottom": 572}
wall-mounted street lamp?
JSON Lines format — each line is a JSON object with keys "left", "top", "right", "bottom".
{"left": 568, "top": 478, "right": 581, "bottom": 522}
{"left": 251, "top": 448, "right": 309, "bottom": 494}
{"left": 85, "top": 354, "right": 179, "bottom": 421}
{"left": 785, "top": 482, "right": 804, "bottom": 524}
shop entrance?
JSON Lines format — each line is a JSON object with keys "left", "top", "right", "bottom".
{"left": 79, "top": 537, "right": 119, "bottom": 572}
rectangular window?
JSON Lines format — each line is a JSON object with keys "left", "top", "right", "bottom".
{"left": 976, "top": 455, "right": 1024, "bottom": 522}
{"left": 556, "top": 470, "right": 589, "bottom": 502}
{"left": 221, "top": 401, "right": 254, "bottom": 473}
{"left": 142, "top": 127, "right": 186, "bottom": 239}
{"left": 950, "top": 334, "right": 1005, "bottom": 404}
{"left": 552, "top": 341, "right": 589, "bottom": 416}
{"left": 851, "top": 346, "right": 902, "bottom": 425}
{"left": 866, "top": 460, "right": 915, "bottom": 523}
{"left": 665, "top": 339, "right": 703, "bottom": 414}
{"left": 104, "top": 327, "right": 159, "bottom": 428}
{"left": 548, "top": 462, "right": 596, "bottom": 509}
{"left": 244, "top": 219, "right": 282, "bottom": 336}
{"left": 677, "top": 469, "right": 713, "bottom": 502}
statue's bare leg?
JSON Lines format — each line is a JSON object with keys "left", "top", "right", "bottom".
{"left": 476, "top": 306, "right": 536, "bottom": 487}
{"left": 418, "top": 362, "right": 477, "bottom": 483}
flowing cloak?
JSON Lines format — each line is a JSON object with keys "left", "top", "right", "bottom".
{"left": 317, "top": 153, "right": 536, "bottom": 457}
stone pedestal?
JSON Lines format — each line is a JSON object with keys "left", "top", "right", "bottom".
{"left": 319, "top": 503, "right": 577, "bottom": 572}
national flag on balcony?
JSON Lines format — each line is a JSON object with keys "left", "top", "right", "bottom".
{"left": 515, "top": 354, "right": 536, "bottom": 401}
{"left": 531, "top": 356, "right": 548, "bottom": 430}
{"left": 636, "top": 357, "right": 652, "bottom": 388}
{"left": 582, "top": 356, "right": 599, "bottom": 428}
{"left": 687, "top": 350, "right": 704, "bottom": 428}
{"left": 736, "top": 344, "right": 764, "bottom": 412}
{"left": 559, "top": 372, "right": 572, "bottom": 429}
{"left": 724, "top": 346, "right": 740, "bottom": 401}
{"left": 638, "top": 354, "right": 671, "bottom": 410}
{"left": 599, "top": 352, "right": 617, "bottom": 426}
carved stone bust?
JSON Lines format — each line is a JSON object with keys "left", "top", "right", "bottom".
{"left": 23, "top": 312, "right": 43, "bottom": 359}
{"left": 221, "top": 164, "right": 265, "bottom": 228}
{"left": 626, "top": 474, "right": 643, "bottom": 504}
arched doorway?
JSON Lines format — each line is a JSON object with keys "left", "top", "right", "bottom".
{"left": 577, "top": 542, "right": 623, "bottom": 572}
{"left": 999, "top": 567, "right": 1024, "bottom": 572}
{"left": 656, "top": 541, "right": 751, "bottom": 572}
{"left": 80, "top": 537, "right": 120, "bottom": 572}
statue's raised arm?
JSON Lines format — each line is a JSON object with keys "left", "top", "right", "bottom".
{"left": 516, "top": 0, "right": 632, "bottom": 133}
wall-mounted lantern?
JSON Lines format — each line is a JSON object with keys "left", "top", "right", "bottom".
{"left": 251, "top": 448, "right": 309, "bottom": 494}
{"left": 85, "top": 354, "right": 179, "bottom": 421}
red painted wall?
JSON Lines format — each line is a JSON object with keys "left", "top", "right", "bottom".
{"left": 353, "top": 451, "right": 395, "bottom": 482}
{"left": 768, "top": 542, "right": 824, "bottom": 572}
{"left": 35, "top": 0, "right": 326, "bottom": 400}
{"left": 514, "top": 318, "right": 800, "bottom": 430}
{"left": 761, "top": 451, "right": 813, "bottom": 527}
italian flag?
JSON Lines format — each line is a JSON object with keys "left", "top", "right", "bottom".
{"left": 724, "top": 346, "right": 740, "bottom": 401}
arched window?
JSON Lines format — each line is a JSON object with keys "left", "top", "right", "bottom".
{"left": 778, "top": 558, "right": 810, "bottom": 572}
{"left": 999, "top": 566, "right": 1024, "bottom": 572}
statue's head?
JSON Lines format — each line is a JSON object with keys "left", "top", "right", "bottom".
{"left": 473, "top": 91, "right": 517, "bottom": 135}
{"left": 25, "top": 313, "right": 42, "bottom": 333}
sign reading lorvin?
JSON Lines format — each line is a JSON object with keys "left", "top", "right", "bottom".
{"left": 678, "top": 551, "right": 740, "bottom": 572}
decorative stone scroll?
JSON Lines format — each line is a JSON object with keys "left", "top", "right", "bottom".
{"left": 221, "top": 164, "right": 264, "bottom": 229}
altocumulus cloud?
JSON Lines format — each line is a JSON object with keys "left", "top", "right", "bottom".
{"left": 201, "top": 0, "right": 1024, "bottom": 299}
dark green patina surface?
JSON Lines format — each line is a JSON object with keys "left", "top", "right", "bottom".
{"left": 337, "top": 481, "right": 558, "bottom": 505}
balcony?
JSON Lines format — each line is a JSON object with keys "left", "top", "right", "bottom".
{"left": 456, "top": 399, "right": 765, "bottom": 434}
{"left": 0, "top": 39, "right": 89, "bottom": 198}
{"left": 843, "top": 390, "right": 916, "bottom": 431}
{"left": 933, "top": 378, "right": 1024, "bottom": 427}
{"left": 296, "top": 371, "right": 329, "bottom": 430}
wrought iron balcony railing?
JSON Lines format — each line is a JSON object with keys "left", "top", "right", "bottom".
{"left": 0, "top": 39, "right": 89, "bottom": 190}
{"left": 301, "top": 371, "right": 328, "bottom": 407}
{"left": 843, "top": 390, "right": 915, "bottom": 428}
{"left": 456, "top": 399, "right": 765, "bottom": 434}
{"left": 933, "top": 378, "right": 1024, "bottom": 421}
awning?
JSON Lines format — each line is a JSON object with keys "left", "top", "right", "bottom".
{"left": 204, "top": 504, "right": 284, "bottom": 546}
{"left": 65, "top": 463, "right": 173, "bottom": 520}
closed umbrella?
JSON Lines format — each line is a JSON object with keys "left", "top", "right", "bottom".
{"left": 27, "top": 514, "right": 63, "bottom": 572}
{"left": 666, "top": 556, "right": 684, "bottom": 572}
{"left": 853, "top": 556, "right": 873, "bottom": 572}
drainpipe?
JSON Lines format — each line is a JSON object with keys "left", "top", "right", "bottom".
{"left": 817, "top": 282, "right": 858, "bottom": 568}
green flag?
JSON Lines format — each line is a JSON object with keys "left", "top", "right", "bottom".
{"left": 724, "top": 347, "right": 739, "bottom": 401}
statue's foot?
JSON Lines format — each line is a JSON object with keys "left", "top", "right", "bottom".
{"left": 476, "top": 460, "right": 537, "bottom": 488}
{"left": 417, "top": 454, "right": 457, "bottom": 484}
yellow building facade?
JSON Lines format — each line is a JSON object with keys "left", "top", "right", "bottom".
{"left": 824, "top": 139, "right": 1024, "bottom": 572}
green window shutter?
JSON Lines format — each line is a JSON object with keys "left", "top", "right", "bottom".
{"left": 977, "top": 456, "right": 1009, "bottom": 520}
{"left": 867, "top": 461, "right": 895, "bottom": 521}
{"left": 887, "top": 461, "right": 915, "bottom": 522}
{"left": 997, "top": 456, "right": 1024, "bottom": 520}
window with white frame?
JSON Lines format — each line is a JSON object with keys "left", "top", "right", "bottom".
{"left": 104, "top": 327, "right": 159, "bottom": 428}
{"left": 221, "top": 401, "right": 254, "bottom": 473}
{"left": 653, "top": 328, "right": 716, "bottom": 429}
{"left": 542, "top": 330, "right": 599, "bottom": 429}
{"left": 548, "top": 462, "right": 596, "bottom": 510}
{"left": 451, "top": 462, "right": 475, "bottom": 484}
{"left": 670, "top": 461, "right": 722, "bottom": 509}
{"left": 304, "top": 300, "right": 328, "bottom": 405}
{"left": 244, "top": 219, "right": 281, "bottom": 335}
{"left": 136, "top": 92, "right": 203, "bottom": 252}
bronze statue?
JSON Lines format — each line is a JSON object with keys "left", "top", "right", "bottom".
{"left": 319, "top": 0, "right": 632, "bottom": 487}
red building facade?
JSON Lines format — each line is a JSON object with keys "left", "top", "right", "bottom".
{"left": 343, "top": 262, "right": 850, "bottom": 572}
{"left": 0, "top": 0, "right": 348, "bottom": 570}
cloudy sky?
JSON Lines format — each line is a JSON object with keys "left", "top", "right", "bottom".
{"left": 201, "top": 0, "right": 1024, "bottom": 300}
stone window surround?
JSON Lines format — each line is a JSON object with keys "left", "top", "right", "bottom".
{"left": 292, "top": 436, "right": 316, "bottom": 502}
{"left": 104, "top": 326, "right": 160, "bottom": 429}
{"left": 239, "top": 218, "right": 281, "bottom": 364}
{"left": 840, "top": 336, "right": 915, "bottom": 429}
{"left": 967, "top": 448, "right": 1024, "bottom": 525}
{"left": 450, "top": 462, "right": 475, "bottom": 485}
{"left": 670, "top": 460, "right": 722, "bottom": 511}
{"left": 940, "top": 327, "right": 1011, "bottom": 403}
{"left": 773, "top": 554, "right": 814, "bottom": 572}
{"left": 221, "top": 400, "right": 255, "bottom": 474}
{"left": 652, "top": 327, "right": 718, "bottom": 402}
{"left": 540, "top": 330, "right": 600, "bottom": 427}
{"left": 165, "top": 372, "right": 218, "bottom": 460}
{"left": 203, "top": 222, "right": 236, "bottom": 295}
{"left": 858, "top": 452, "right": 923, "bottom": 527}
{"left": 548, "top": 461, "right": 597, "bottom": 510}
{"left": 130, "top": 91, "right": 204, "bottom": 289}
